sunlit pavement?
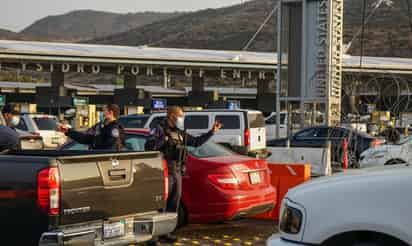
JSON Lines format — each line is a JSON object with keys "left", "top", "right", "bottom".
{"left": 161, "top": 219, "right": 278, "bottom": 246}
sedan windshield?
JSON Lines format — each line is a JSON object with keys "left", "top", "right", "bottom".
{"left": 187, "top": 141, "right": 233, "bottom": 158}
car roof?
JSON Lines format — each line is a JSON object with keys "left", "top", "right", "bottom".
{"left": 148, "top": 109, "right": 261, "bottom": 114}
{"left": 299, "top": 125, "right": 374, "bottom": 137}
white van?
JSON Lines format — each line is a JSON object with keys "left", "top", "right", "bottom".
{"left": 16, "top": 114, "right": 66, "bottom": 149}
{"left": 265, "top": 112, "right": 288, "bottom": 140}
{"left": 120, "top": 109, "right": 267, "bottom": 153}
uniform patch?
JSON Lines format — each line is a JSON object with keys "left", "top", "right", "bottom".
{"left": 111, "top": 128, "right": 120, "bottom": 138}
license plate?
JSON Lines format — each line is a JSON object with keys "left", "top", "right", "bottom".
{"left": 249, "top": 172, "right": 262, "bottom": 185}
{"left": 104, "top": 221, "right": 125, "bottom": 239}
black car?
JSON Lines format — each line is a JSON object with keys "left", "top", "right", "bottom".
{"left": 267, "top": 126, "right": 383, "bottom": 167}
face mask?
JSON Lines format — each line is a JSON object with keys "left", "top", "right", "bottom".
{"left": 10, "top": 116, "right": 20, "bottom": 127}
{"left": 99, "top": 112, "right": 105, "bottom": 123}
{"left": 176, "top": 117, "right": 185, "bottom": 130}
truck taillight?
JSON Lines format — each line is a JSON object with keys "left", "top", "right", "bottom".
{"left": 163, "top": 160, "right": 169, "bottom": 201}
{"left": 37, "top": 167, "right": 60, "bottom": 216}
{"left": 208, "top": 173, "right": 239, "bottom": 190}
{"left": 244, "top": 128, "right": 251, "bottom": 147}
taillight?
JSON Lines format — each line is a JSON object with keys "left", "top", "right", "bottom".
{"left": 37, "top": 167, "right": 60, "bottom": 216}
{"left": 244, "top": 128, "right": 251, "bottom": 147}
{"left": 371, "top": 139, "right": 383, "bottom": 148}
{"left": 208, "top": 173, "right": 239, "bottom": 190}
{"left": 163, "top": 159, "right": 169, "bottom": 201}
{"left": 31, "top": 132, "right": 40, "bottom": 136}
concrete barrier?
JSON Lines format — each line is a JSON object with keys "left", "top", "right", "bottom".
{"left": 254, "top": 163, "right": 311, "bottom": 220}
{"left": 266, "top": 146, "right": 332, "bottom": 176}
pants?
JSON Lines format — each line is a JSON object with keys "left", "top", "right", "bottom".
{"left": 166, "top": 167, "right": 182, "bottom": 213}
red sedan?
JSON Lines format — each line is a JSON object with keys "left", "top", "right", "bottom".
{"left": 61, "top": 129, "right": 276, "bottom": 224}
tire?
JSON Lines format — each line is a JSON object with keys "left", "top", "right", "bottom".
{"left": 177, "top": 203, "right": 188, "bottom": 228}
{"left": 353, "top": 242, "right": 381, "bottom": 246}
{"left": 385, "top": 159, "right": 406, "bottom": 165}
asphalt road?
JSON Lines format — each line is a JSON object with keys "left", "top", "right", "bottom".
{"left": 160, "top": 219, "right": 278, "bottom": 246}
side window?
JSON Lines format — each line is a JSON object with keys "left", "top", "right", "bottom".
{"left": 185, "top": 115, "right": 209, "bottom": 130}
{"left": 265, "top": 115, "right": 276, "bottom": 125}
{"left": 16, "top": 118, "right": 28, "bottom": 131}
{"left": 149, "top": 116, "right": 166, "bottom": 129}
{"left": 295, "top": 128, "right": 317, "bottom": 138}
{"left": 215, "top": 115, "right": 240, "bottom": 130}
{"left": 316, "top": 128, "right": 330, "bottom": 138}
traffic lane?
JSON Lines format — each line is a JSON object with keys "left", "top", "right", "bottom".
{"left": 161, "top": 219, "right": 278, "bottom": 246}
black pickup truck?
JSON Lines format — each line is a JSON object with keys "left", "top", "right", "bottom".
{"left": 0, "top": 150, "right": 176, "bottom": 246}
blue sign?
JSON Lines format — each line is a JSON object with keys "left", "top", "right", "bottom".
{"left": 152, "top": 99, "right": 167, "bottom": 110}
{"left": 227, "top": 101, "right": 240, "bottom": 110}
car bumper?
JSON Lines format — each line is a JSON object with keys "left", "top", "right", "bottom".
{"left": 189, "top": 186, "right": 277, "bottom": 223}
{"left": 267, "top": 237, "right": 307, "bottom": 246}
{"left": 38, "top": 212, "right": 177, "bottom": 246}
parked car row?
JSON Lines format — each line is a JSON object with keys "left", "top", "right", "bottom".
{"left": 60, "top": 128, "right": 277, "bottom": 225}
{"left": 120, "top": 109, "right": 267, "bottom": 156}
{"left": 267, "top": 126, "right": 383, "bottom": 168}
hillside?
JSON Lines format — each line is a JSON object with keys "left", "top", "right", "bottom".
{"left": 0, "top": 28, "right": 25, "bottom": 40}
{"left": 92, "top": 0, "right": 412, "bottom": 57}
{"left": 21, "top": 10, "right": 182, "bottom": 41}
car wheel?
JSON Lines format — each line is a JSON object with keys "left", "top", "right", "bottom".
{"left": 385, "top": 159, "right": 406, "bottom": 165}
{"left": 353, "top": 242, "right": 381, "bottom": 246}
{"left": 177, "top": 203, "right": 188, "bottom": 228}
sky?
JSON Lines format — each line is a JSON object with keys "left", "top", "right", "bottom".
{"left": 1, "top": 0, "right": 243, "bottom": 32}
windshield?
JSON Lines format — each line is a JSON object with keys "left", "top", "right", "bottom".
{"left": 187, "top": 141, "right": 233, "bottom": 158}
{"left": 119, "top": 115, "right": 150, "bottom": 128}
{"left": 33, "top": 117, "right": 57, "bottom": 131}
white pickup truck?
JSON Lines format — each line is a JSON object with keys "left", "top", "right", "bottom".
{"left": 267, "top": 165, "right": 411, "bottom": 246}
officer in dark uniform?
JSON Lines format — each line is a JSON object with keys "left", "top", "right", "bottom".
{"left": 145, "top": 106, "right": 222, "bottom": 243}
{"left": 58, "top": 104, "right": 125, "bottom": 150}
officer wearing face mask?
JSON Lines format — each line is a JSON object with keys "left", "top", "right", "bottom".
{"left": 145, "top": 106, "right": 222, "bottom": 243}
{"left": 57, "top": 104, "right": 125, "bottom": 150}
{"left": 0, "top": 104, "right": 20, "bottom": 152}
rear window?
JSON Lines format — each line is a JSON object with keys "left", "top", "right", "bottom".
{"left": 215, "top": 115, "right": 240, "bottom": 129}
{"left": 119, "top": 116, "right": 150, "bottom": 128}
{"left": 248, "top": 113, "right": 265, "bottom": 128}
{"left": 33, "top": 117, "right": 57, "bottom": 131}
{"left": 185, "top": 115, "right": 209, "bottom": 130}
{"left": 187, "top": 141, "right": 233, "bottom": 158}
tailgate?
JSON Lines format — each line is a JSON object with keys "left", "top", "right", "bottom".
{"left": 58, "top": 152, "right": 165, "bottom": 225}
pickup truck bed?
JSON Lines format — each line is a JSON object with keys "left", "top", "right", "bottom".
{"left": 0, "top": 150, "right": 176, "bottom": 246}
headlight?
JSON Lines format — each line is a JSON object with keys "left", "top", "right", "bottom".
{"left": 280, "top": 201, "right": 303, "bottom": 234}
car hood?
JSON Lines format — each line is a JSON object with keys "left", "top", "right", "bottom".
{"left": 287, "top": 164, "right": 412, "bottom": 202}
